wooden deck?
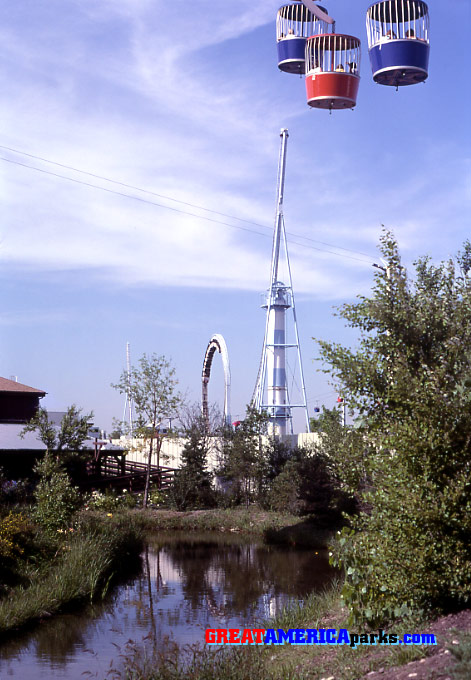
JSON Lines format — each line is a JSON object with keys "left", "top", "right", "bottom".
{"left": 83, "top": 456, "right": 177, "bottom": 491}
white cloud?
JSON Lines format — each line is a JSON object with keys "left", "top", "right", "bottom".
{"left": 0, "top": 1, "right": 469, "bottom": 305}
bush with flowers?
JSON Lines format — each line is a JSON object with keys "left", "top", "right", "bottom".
{"left": 0, "top": 512, "right": 30, "bottom": 561}
{"left": 86, "top": 488, "right": 137, "bottom": 512}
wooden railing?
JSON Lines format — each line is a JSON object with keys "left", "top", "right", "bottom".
{"left": 83, "top": 456, "right": 177, "bottom": 491}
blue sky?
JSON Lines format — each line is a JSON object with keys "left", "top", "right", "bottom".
{"left": 1, "top": 1, "right": 469, "bottom": 431}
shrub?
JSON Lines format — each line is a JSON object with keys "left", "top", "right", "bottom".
{"left": 86, "top": 488, "right": 139, "bottom": 511}
{"left": 87, "top": 489, "right": 121, "bottom": 512}
{"left": 1, "top": 479, "right": 29, "bottom": 504}
{"left": 266, "top": 460, "right": 301, "bottom": 515}
{"left": 168, "top": 468, "right": 215, "bottom": 510}
{"left": 147, "top": 485, "right": 165, "bottom": 507}
{"left": 32, "top": 454, "right": 81, "bottom": 536}
{"left": 323, "top": 235, "right": 471, "bottom": 625}
{"left": 0, "top": 511, "right": 32, "bottom": 590}
{"left": 0, "top": 512, "right": 30, "bottom": 560}
{"left": 331, "top": 463, "right": 471, "bottom": 626}
{"left": 266, "top": 451, "right": 356, "bottom": 523}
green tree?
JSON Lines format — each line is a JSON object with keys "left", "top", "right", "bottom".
{"left": 266, "top": 458, "right": 301, "bottom": 515}
{"left": 309, "top": 406, "right": 368, "bottom": 506}
{"left": 21, "top": 405, "right": 93, "bottom": 468}
{"left": 218, "top": 406, "right": 269, "bottom": 507}
{"left": 309, "top": 405, "right": 342, "bottom": 433}
{"left": 169, "top": 409, "right": 215, "bottom": 510}
{"left": 319, "top": 233, "right": 471, "bottom": 624}
{"left": 112, "top": 354, "right": 182, "bottom": 508}
{"left": 265, "top": 444, "right": 357, "bottom": 523}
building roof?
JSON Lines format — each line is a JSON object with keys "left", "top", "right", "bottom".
{"left": 0, "top": 424, "right": 47, "bottom": 450}
{"left": 0, "top": 377, "right": 46, "bottom": 396}
{"left": 0, "top": 424, "right": 126, "bottom": 453}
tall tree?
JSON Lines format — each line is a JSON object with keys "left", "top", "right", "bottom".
{"left": 319, "top": 232, "right": 471, "bottom": 624}
{"left": 218, "top": 406, "right": 269, "bottom": 507}
{"left": 309, "top": 405, "right": 368, "bottom": 504}
{"left": 112, "top": 354, "right": 181, "bottom": 508}
{"left": 309, "top": 405, "right": 342, "bottom": 433}
{"left": 169, "top": 406, "right": 215, "bottom": 510}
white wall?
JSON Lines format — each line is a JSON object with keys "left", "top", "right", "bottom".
{"left": 112, "top": 432, "right": 321, "bottom": 470}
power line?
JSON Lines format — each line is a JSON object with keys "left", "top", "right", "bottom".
{"left": 0, "top": 143, "right": 376, "bottom": 261}
{"left": 0, "top": 156, "right": 268, "bottom": 239}
{"left": 306, "top": 390, "right": 338, "bottom": 403}
{"left": 0, "top": 151, "right": 376, "bottom": 265}
{"left": 0, "top": 144, "right": 269, "bottom": 228}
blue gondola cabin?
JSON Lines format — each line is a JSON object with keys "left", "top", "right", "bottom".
{"left": 277, "top": 2, "right": 330, "bottom": 74}
{"left": 366, "top": 0, "right": 430, "bottom": 87}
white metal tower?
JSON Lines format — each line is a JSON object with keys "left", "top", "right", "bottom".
{"left": 122, "top": 341, "right": 134, "bottom": 435}
{"left": 253, "top": 129, "right": 310, "bottom": 436}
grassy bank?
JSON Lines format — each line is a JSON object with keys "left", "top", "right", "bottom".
{"left": 0, "top": 506, "right": 329, "bottom": 639}
{"left": 0, "top": 513, "right": 142, "bottom": 637}
{"left": 122, "top": 507, "right": 333, "bottom": 548}
{"left": 113, "top": 581, "right": 463, "bottom": 680}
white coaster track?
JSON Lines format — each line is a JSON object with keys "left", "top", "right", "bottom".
{"left": 202, "top": 334, "right": 231, "bottom": 429}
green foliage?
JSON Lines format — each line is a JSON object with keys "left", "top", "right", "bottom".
{"left": 217, "top": 406, "right": 269, "bottom": 507}
{"left": 116, "top": 642, "right": 290, "bottom": 680}
{"left": 296, "top": 450, "right": 356, "bottom": 524}
{"left": 309, "top": 406, "right": 367, "bottom": 508}
{"left": 32, "top": 454, "right": 81, "bottom": 536}
{"left": 112, "top": 353, "right": 182, "bottom": 507}
{"left": 323, "top": 233, "right": 471, "bottom": 625}
{"left": 0, "top": 512, "right": 30, "bottom": 560}
{"left": 169, "top": 414, "right": 215, "bottom": 510}
{"left": 266, "top": 447, "right": 356, "bottom": 524}
{"left": 1, "top": 478, "right": 29, "bottom": 504}
{"left": 265, "top": 439, "right": 293, "bottom": 482}
{"left": 0, "top": 467, "right": 28, "bottom": 505}
{"left": 309, "top": 404, "right": 342, "bottom": 433}
{"left": 331, "top": 464, "right": 471, "bottom": 626}
{"left": 110, "top": 417, "right": 125, "bottom": 439}
{"left": 86, "top": 488, "right": 134, "bottom": 511}
{"left": 0, "top": 516, "right": 143, "bottom": 635}
{"left": 266, "top": 459, "right": 301, "bottom": 515}
{"left": 147, "top": 485, "right": 165, "bottom": 507}
{"left": 21, "top": 405, "right": 93, "bottom": 467}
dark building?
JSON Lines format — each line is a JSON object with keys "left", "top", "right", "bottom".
{"left": 0, "top": 377, "right": 124, "bottom": 481}
{"left": 0, "top": 377, "right": 46, "bottom": 424}
{"left": 0, "top": 377, "right": 47, "bottom": 477}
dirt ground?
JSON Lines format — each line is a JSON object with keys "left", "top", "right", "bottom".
{"left": 360, "top": 610, "right": 471, "bottom": 680}
{"left": 286, "top": 608, "right": 471, "bottom": 680}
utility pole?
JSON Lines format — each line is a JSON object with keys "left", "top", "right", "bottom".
{"left": 122, "top": 341, "right": 134, "bottom": 435}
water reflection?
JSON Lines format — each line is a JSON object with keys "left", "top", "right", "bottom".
{"left": 0, "top": 532, "right": 337, "bottom": 680}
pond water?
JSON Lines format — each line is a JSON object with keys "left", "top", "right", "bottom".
{"left": 0, "top": 531, "right": 337, "bottom": 679}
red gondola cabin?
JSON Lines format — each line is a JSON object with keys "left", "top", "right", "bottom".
{"left": 305, "top": 33, "right": 361, "bottom": 110}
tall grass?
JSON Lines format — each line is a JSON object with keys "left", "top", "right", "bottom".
{"left": 269, "top": 578, "right": 344, "bottom": 630}
{"left": 110, "top": 640, "right": 305, "bottom": 680}
{"left": 0, "top": 518, "right": 142, "bottom": 636}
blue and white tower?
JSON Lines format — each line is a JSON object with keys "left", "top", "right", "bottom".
{"left": 253, "top": 129, "right": 310, "bottom": 436}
